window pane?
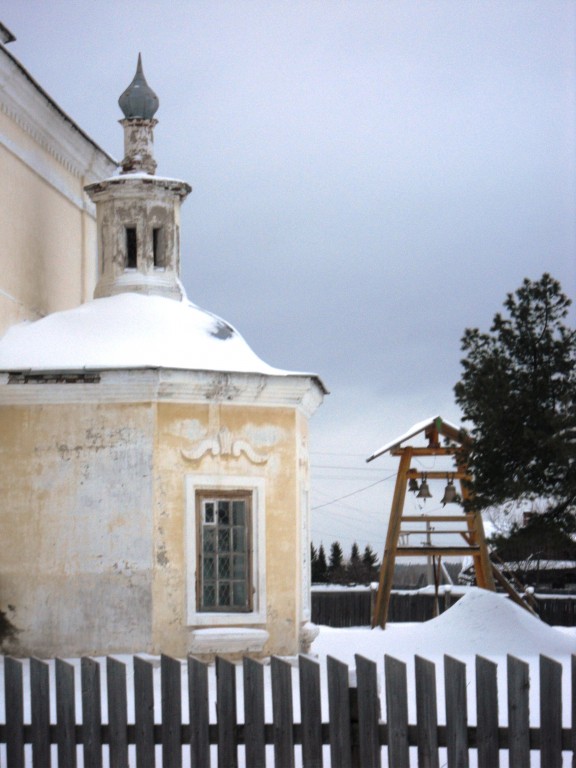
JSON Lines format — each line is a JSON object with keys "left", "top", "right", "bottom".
{"left": 233, "top": 555, "right": 245, "bottom": 578}
{"left": 203, "top": 557, "right": 215, "bottom": 579}
{"left": 217, "top": 501, "right": 230, "bottom": 524}
{"left": 232, "top": 500, "right": 245, "bottom": 525}
{"left": 233, "top": 582, "right": 246, "bottom": 606}
{"left": 219, "top": 583, "right": 230, "bottom": 606}
{"left": 204, "top": 502, "right": 214, "bottom": 524}
{"left": 232, "top": 527, "right": 245, "bottom": 553}
{"left": 203, "top": 585, "right": 215, "bottom": 607}
{"left": 218, "top": 556, "right": 230, "bottom": 579}
{"left": 203, "top": 528, "right": 216, "bottom": 553}
{"left": 218, "top": 528, "right": 230, "bottom": 551}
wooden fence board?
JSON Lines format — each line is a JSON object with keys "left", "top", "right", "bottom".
{"left": 216, "top": 656, "right": 237, "bottom": 768}
{"left": 299, "top": 655, "right": 323, "bottom": 768}
{"left": 243, "top": 656, "right": 266, "bottom": 768}
{"left": 507, "top": 655, "right": 530, "bottom": 767}
{"left": 5, "top": 657, "right": 24, "bottom": 768}
{"left": 56, "top": 658, "right": 76, "bottom": 768}
{"left": 327, "top": 655, "right": 352, "bottom": 768}
{"left": 384, "top": 654, "right": 409, "bottom": 768}
{"left": 161, "top": 654, "right": 182, "bottom": 768}
{"left": 134, "top": 656, "right": 155, "bottom": 768}
{"left": 30, "top": 657, "right": 51, "bottom": 768}
{"left": 188, "top": 656, "right": 209, "bottom": 768}
{"left": 444, "top": 655, "right": 468, "bottom": 768}
{"left": 271, "top": 656, "right": 295, "bottom": 768}
{"left": 107, "top": 656, "right": 128, "bottom": 768}
{"left": 81, "top": 657, "right": 103, "bottom": 768}
{"left": 355, "top": 654, "right": 381, "bottom": 768}
{"left": 540, "top": 655, "right": 562, "bottom": 768}
{"left": 415, "top": 655, "right": 439, "bottom": 768}
{"left": 1, "top": 651, "right": 575, "bottom": 766}
{"left": 475, "top": 656, "right": 499, "bottom": 768}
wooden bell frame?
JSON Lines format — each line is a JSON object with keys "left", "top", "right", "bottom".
{"left": 367, "top": 416, "right": 534, "bottom": 629}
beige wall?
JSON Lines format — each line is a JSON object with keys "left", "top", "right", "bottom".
{"left": 153, "top": 402, "right": 307, "bottom": 657}
{"left": 0, "top": 402, "right": 155, "bottom": 656}
{"left": 0, "top": 371, "right": 319, "bottom": 658}
{"left": 0, "top": 45, "right": 116, "bottom": 335}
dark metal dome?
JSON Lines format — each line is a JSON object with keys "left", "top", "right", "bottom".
{"left": 118, "top": 54, "right": 159, "bottom": 119}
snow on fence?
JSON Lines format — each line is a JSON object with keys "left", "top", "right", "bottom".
{"left": 1, "top": 653, "right": 575, "bottom": 767}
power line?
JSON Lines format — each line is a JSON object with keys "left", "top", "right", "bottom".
{"left": 312, "top": 464, "right": 386, "bottom": 471}
{"left": 311, "top": 473, "right": 395, "bottom": 511}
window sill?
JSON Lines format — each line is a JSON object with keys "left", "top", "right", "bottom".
{"left": 187, "top": 610, "right": 266, "bottom": 627}
{"left": 188, "top": 627, "right": 269, "bottom": 655}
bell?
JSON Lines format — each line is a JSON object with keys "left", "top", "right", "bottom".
{"left": 416, "top": 478, "right": 432, "bottom": 499}
{"left": 408, "top": 477, "right": 419, "bottom": 493}
{"left": 441, "top": 480, "right": 458, "bottom": 506}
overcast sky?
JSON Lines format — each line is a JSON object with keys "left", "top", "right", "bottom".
{"left": 3, "top": 1, "right": 575, "bottom": 556}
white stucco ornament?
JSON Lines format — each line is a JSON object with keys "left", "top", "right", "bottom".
{"left": 181, "top": 427, "right": 272, "bottom": 464}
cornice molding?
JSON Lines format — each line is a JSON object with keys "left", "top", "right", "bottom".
{"left": 0, "top": 49, "right": 116, "bottom": 199}
{"left": 0, "top": 368, "right": 325, "bottom": 417}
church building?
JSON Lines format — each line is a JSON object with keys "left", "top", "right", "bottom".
{"left": 0, "top": 55, "right": 325, "bottom": 658}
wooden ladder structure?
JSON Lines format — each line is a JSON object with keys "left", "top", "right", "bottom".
{"left": 367, "top": 416, "right": 536, "bottom": 628}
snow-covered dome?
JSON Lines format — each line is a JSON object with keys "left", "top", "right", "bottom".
{"left": 0, "top": 293, "right": 308, "bottom": 377}
{"left": 0, "top": 57, "right": 325, "bottom": 394}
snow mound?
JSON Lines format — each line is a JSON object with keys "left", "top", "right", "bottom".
{"left": 311, "top": 588, "right": 575, "bottom": 665}
{"left": 421, "top": 588, "right": 575, "bottom": 657}
{"left": 0, "top": 293, "right": 314, "bottom": 378}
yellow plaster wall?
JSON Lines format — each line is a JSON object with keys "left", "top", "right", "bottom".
{"left": 0, "top": 110, "right": 104, "bottom": 336}
{"left": 0, "top": 402, "right": 155, "bottom": 656}
{"left": 0, "top": 391, "right": 314, "bottom": 658}
{"left": 153, "top": 402, "right": 306, "bottom": 657}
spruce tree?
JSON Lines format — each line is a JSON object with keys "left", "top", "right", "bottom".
{"left": 328, "top": 541, "right": 344, "bottom": 570}
{"left": 312, "top": 543, "right": 328, "bottom": 583}
{"left": 454, "top": 273, "right": 576, "bottom": 522}
{"left": 328, "top": 541, "right": 345, "bottom": 583}
{"left": 362, "top": 545, "right": 380, "bottom": 573}
{"left": 346, "top": 542, "right": 363, "bottom": 583}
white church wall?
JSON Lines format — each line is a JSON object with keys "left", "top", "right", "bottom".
{"left": 0, "top": 42, "right": 116, "bottom": 336}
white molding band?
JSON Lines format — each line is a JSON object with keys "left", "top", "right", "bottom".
{"left": 0, "top": 47, "right": 116, "bottom": 204}
{"left": 0, "top": 128, "right": 92, "bottom": 212}
{"left": 0, "top": 368, "right": 325, "bottom": 417}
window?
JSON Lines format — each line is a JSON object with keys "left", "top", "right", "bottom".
{"left": 197, "top": 491, "right": 252, "bottom": 612}
{"left": 125, "top": 227, "right": 137, "bottom": 268}
{"left": 186, "top": 475, "right": 266, "bottom": 626}
{"left": 153, "top": 227, "right": 164, "bottom": 268}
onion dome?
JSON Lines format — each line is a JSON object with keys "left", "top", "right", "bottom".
{"left": 118, "top": 53, "right": 159, "bottom": 120}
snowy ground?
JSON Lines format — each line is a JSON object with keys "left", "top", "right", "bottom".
{"left": 1, "top": 588, "right": 575, "bottom": 766}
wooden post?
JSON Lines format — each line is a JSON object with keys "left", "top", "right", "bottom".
{"left": 271, "top": 656, "right": 295, "bottom": 768}
{"left": 354, "top": 654, "right": 381, "bottom": 768}
{"left": 372, "top": 448, "right": 413, "bottom": 628}
{"left": 56, "top": 658, "right": 76, "bottom": 768}
{"left": 30, "top": 657, "right": 51, "bottom": 768}
{"left": 5, "top": 657, "right": 24, "bottom": 768}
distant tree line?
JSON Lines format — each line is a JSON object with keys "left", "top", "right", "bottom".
{"left": 311, "top": 541, "right": 380, "bottom": 585}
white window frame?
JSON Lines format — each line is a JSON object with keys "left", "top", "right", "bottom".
{"left": 185, "top": 474, "right": 266, "bottom": 626}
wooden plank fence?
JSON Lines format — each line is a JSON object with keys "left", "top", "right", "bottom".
{"left": 1, "top": 653, "right": 575, "bottom": 767}
{"left": 311, "top": 589, "right": 576, "bottom": 627}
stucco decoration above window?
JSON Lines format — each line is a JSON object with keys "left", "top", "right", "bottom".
{"left": 181, "top": 427, "right": 271, "bottom": 464}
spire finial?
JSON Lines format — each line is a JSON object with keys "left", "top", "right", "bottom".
{"left": 118, "top": 53, "right": 159, "bottom": 120}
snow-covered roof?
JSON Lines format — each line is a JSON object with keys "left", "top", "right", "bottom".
{"left": 366, "top": 415, "right": 466, "bottom": 462}
{"left": 0, "top": 293, "right": 326, "bottom": 388}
